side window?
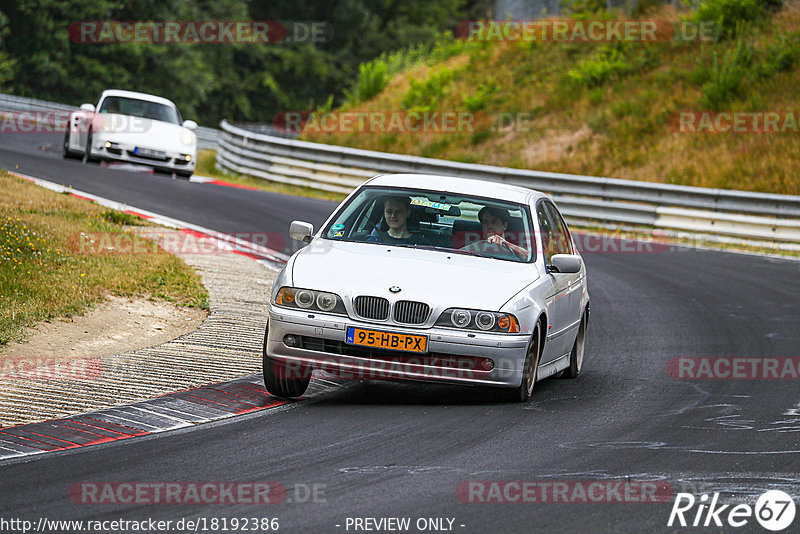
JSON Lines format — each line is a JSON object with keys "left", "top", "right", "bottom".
{"left": 544, "top": 201, "right": 572, "bottom": 256}
{"left": 536, "top": 203, "right": 557, "bottom": 263}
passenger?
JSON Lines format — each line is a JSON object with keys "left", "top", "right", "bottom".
{"left": 463, "top": 206, "right": 529, "bottom": 260}
{"left": 367, "top": 196, "right": 431, "bottom": 245}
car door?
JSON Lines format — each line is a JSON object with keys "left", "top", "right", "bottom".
{"left": 536, "top": 201, "right": 571, "bottom": 363}
{"left": 544, "top": 200, "right": 583, "bottom": 350}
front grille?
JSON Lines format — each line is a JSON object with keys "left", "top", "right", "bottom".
{"left": 354, "top": 296, "right": 390, "bottom": 320}
{"left": 393, "top": 300, "right": 430, "bottom": 324}
{"left": 297, "top": 336, "right": 489, "bottom": 371}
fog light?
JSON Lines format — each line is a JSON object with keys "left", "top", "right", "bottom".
{"left": 283, "top": 334, "right": 298, "bottom": 347}
{"left": 104, "top": 141, "right": 111, "bottom": 148}
{"left": 184, "top": 154, "right": 192, "bottom": 162}
{"left": 480, "top": 358, "right": 494, "bottom": 371}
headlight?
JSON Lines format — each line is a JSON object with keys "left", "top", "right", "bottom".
{"left": 450, "top": 309, "right": 471, "bottom": 328}
{"left": 274, "top": 287, "right": 347, "bottom": 316}
{"left": 435, "top": 308, "right": 519, "bottom": 333}
{"left": 181, "top": 131, "right": 194, "bottom": 145}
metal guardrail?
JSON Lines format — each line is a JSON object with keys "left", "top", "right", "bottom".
{"left": 0, "top": 93, "right": 220, "bottom": 150}
{"left": 217, "top": 120, "right": 800, "bottom": 247}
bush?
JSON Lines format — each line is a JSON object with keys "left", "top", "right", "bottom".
{"left": 343, "top": 34, "right": 479, "bottom": 107}
{"left": 567, "top": 43, "right": 654, "bottom": 87}
{"left": 692, "top": 0, "right": 767, "bottom": 40}
{"left": 757, "top": 33, "right": 800, "bottom": 77}
{"left": 344, "top": 60, "right": 389, "bottom": 105}
{"left": 462, "top": 82, "right": 498, "bottom": 111}
{"left": 402, "top": 69, "right": 454, "bottom": 112}
{"left": 694, "top": 32, "right": 799, "bottom": 108}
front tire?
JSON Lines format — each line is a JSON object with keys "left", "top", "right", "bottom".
{"left": 560, "top": 312, "right": 587, "bottom": 379}
{"left": 83, "top": 132, "right": 97, "bottom": 163}
{"left": 63, "top": 130, "right": 80, "bottom": 159}
{"left": 498, "top": 322, "right": 541, "bottom": 403}
{"left": 262, "top": 322, "right": 310, "bottom": 398}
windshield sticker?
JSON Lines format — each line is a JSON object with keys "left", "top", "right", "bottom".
{"left": 331, "top": 224, "right": 344, "bottom": 230}
{"left": 411, "top": 199, "right": 451, "bottom": 211}
{"left": 333, "top": 231, "right": 344, "bottom": 238}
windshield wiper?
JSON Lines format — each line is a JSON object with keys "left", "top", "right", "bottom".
{"left": 406, "top": 245, "right": 483, "bottom": 257}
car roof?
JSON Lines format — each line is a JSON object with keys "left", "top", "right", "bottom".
{"left": 364, "top": 173, "right": 548, "bottom": 204}
{"left": 99, "top": 89, "right": 177, "bottom": 108}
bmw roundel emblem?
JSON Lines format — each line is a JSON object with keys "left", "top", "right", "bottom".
{"left": 389, "top": 286, "right": 401, "bottom": 293}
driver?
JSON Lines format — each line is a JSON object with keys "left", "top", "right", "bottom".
{"left": 463, "top": 206, "right": 529, "bottom": 260}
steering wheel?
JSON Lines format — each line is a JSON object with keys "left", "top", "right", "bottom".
{"left": 460, "top": 239, "right": 517, "bottom": 259}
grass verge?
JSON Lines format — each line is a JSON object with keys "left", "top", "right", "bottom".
{"left": 194, "top": 149, "right": 347, "bottom": 202}
{"left": 0, "top": 171, "right": 208, "bottom": 345}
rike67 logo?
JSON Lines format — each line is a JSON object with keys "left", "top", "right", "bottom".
{"left": 668, "top": 490, "right": 795, "bottom": 531}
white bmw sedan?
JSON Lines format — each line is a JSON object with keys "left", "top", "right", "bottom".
{"left": 63, "top": 89, "right": 197, "bottom": 177}
{"left": 263, "top": 173, "right": 589, "bottom": 402}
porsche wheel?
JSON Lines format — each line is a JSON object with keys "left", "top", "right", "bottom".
{"left": 83, "top": 132, "right": 97, "bottom": 163}
{"left": 62, "top": 130, "right": 80, "bottom": 159}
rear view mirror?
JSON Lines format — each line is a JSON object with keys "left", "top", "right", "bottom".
{"left": 290, "top": 221, "right": 314, "bottom": 243}
{"left": 547, "top": 254, "right": 582, "bottom": 274}
{"left": 80, "top": 103, "right": 95, "bottom": 112}
{"left": 182, "top": 120, "right": 198, "bottom": 131}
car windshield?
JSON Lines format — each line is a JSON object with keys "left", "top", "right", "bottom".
{"left": 323, "top": 186, "right": 536, "bottom": 262}
{"left": 98, "top": 96, "right": 182, "bottom": 125}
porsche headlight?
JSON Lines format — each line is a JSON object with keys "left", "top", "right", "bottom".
{"left": 435, "top": 308, "right": 519, "bottom": 333}
{"left": 274, "top": 287, "right": 347, "bottom": 316}
{"left": 181, "top": 131, "right": 195, "bottom": 145}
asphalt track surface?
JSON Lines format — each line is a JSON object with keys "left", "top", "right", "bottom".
{"left": 1, "top": 133, "right": 799, "bottom": 533}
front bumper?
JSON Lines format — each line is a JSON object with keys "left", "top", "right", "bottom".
{"left": 93, "top": 136, "right": 196, "bottom": 173}
{"left": 265, "top": 306, "right": 530, "bottom": 388}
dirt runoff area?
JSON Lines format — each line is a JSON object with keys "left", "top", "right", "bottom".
{"left": 0, "top": 295, "right": 206, "bottom": 363}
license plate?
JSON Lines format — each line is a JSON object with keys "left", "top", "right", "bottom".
{"left": 134, "top": 147, "right": 166, "bottom": 158}
{"left": 346, "top": 327, "right": 427, "bottom": 353}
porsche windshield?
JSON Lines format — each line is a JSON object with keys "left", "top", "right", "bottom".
{"left": 99, "top": 97, "right": 182, "bottom": 125}
{"left": 323, "top": 187, "right": 535, "bottom": 262}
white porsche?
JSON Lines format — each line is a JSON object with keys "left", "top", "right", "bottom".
{"left": 63, "top": 89, "right": 197, "bottom": 177}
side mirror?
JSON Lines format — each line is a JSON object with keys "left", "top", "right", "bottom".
{"left": 182, "top": 119, "right": 198, "bottom": 131}
{"left": 80, "top": 103, "right": 95, "bottom": 112}
{"left": 290, "top": 221, "right": 314, "bottom": 243}
{"left": 547, "top": 254, "right": 582, "bottom": 274}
